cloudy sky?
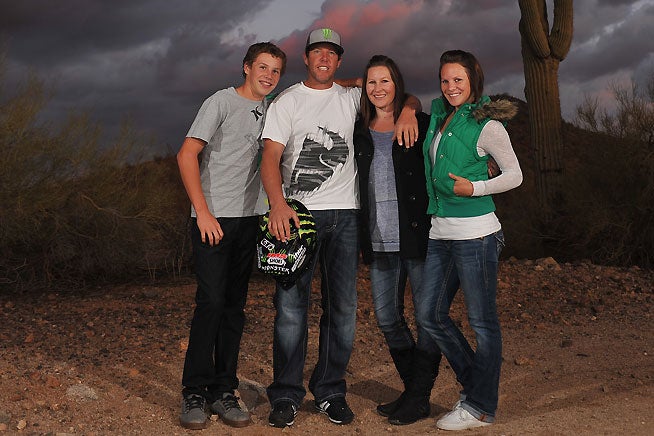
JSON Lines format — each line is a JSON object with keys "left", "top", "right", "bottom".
{"left": 2, "top": 0, "right": 653, "bottom": 157}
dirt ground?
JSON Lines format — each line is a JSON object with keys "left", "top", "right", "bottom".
{"left": 1, "top": 257, "right": 652, "bottom": 435}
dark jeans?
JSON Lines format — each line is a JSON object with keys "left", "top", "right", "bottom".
{"left": 182, "top": 216, "right": 258, "bottom": 401}
{"left": 414, "top": 230, "right": 504, "bottom": 420}
{"left": 369, "top": 252, "right": 424, "bottom": 350}
{"left": 267, "top": 209, "right": 359, "bottom": 408}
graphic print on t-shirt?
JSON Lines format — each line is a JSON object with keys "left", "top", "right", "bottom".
{"left": 251, "top": 105, "right": 263, "bottom": 121}
{"left": 288, "top": 126, "right": 348, "bottom": 196}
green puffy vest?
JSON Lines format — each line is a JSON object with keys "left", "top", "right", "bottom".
{"left": 422, "top": 97, "right": 496, "bottom": 218}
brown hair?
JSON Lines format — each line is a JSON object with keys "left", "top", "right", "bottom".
{"left": 242, "top": 42, "right": 287, "bottom": 78}
{"left": 439, "top": 50, "right": 484, "bottom": 112}
{"left": 359, "top": 55, "right": 406, "bottom": 129}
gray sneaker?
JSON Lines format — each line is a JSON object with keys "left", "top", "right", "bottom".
{"left": 210, "top": 392, "right": 251, "bottom": 428}
{"left": 180, "top": 393, "right": 208, "bottom": 430}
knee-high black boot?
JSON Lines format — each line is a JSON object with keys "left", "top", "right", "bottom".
{"left": 388, "top": 348, "right": 441, "bottom": 425}
{"left": 377, "top": 347, "right": 414, "bottom": 417}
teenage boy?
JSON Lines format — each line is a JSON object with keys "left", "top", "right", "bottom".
{"left": 177, "top": 42, "right": 286, "bottom": 430}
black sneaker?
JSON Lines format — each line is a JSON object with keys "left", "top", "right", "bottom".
{"left": 268, "top": 400, "right": 298, "bottom": 428}
{"left": 179, "top": 393, "right": 207, "bottom": 430}
{"left": 315, "top": 396, "right": 354, "bottom": 425}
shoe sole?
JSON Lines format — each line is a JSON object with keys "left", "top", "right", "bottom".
{"left": 437, "top": 422, "right": 491, "bottom": 431}
{"left": 220, "top": 417, "right": 251, "bottom": 428}
{"left": 179, "top": 419, "right": 207, "bottom": 430}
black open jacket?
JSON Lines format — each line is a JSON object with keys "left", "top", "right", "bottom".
{"left": 353, "top": 111, "right": 431, "bottom": 265}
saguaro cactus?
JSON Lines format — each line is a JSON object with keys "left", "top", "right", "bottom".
{"left": 519, "top": 0, "right": 573, "bottom": 217}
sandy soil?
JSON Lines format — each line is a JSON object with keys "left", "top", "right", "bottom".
{"left": 1, "top": 257, "right": 652, "bottom": 435}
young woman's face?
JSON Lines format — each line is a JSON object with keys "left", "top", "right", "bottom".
{"left": 440, "top": 62, "right": 472, "bottom": 109}
{"left": 365, "top": 65, "right": 396, "bottom": 112}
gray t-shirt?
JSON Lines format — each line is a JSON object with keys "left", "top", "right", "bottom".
{"left": 369, "top": 129, "right": 399, "bottom": 252}
{"left": 186, "top": 87, "right": 268, "bottom": 217}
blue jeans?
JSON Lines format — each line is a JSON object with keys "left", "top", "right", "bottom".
{"left": 414, "top": 230, "right": 504, "bottom": 421}
{"left": 267, "top": 209, "right": 359, "bottom": 407}
{"left": 182, "top": 216, "right": 258, "bottom": 400}
{"left": 370, "top": 252, "right": 424, "bottom": 350}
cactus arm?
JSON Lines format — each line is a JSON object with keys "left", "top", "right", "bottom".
{"left": 550, "top": 0, "right": 573, "bottom": 60}
{"left": 519, "top": 0, "right": 551, "bottom": 58}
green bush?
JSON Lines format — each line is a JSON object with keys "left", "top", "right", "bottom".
{"left": 0, "top": 66, "right": 189, "bottom": 290}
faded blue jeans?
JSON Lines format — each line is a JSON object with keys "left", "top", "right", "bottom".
{"left": 267, "top": 209, "right": 359, "bottom": 408}
{"left": 370, "top": 252, "right": 424, "bottom": 350}
{"left": 414, "top": 230, "right": 504, "bottom": 422}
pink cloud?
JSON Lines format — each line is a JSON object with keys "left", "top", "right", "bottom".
{"left": 309, "top": 0, "right": 422, "bottom": 42}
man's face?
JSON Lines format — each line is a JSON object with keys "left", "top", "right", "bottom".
{"left": 303, "top": 43, "right": 341, "bottom": 89}
{"left": 244, "top": 52, "right": 283, "bottom": 99}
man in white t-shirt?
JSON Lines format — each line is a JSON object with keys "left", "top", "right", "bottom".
{"left": 176, "top": 42, "right": 286, "bottom": 430}
{"left": 260, "top": 28, "right": 420, "bottom": 428}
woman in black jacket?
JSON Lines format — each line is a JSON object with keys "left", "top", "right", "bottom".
{"left": 353, "top": 55, "right": 440, "bottom": 426}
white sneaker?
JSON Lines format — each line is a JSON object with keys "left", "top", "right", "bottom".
{"left": 436, "top": 407, "right": 491, "bottom": 431}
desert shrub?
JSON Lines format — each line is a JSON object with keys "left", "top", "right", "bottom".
{"left": 491, "top": 93, "right": 653, "bottom": 268}
{"left": 0, "top": 64, "right": 189, "bottom": 291}
{"left": 560, "top": 75, "right": 654, "bottom": 268}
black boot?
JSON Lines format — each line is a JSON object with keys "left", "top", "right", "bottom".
{"left": 377, "top": 347, "right": 414, "bottom": 417}
{"left": 388, "top": 349, "right": 441, "bottom": 425}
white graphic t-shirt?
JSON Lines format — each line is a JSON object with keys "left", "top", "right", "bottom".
{"left": 262, "top": 82, "right": 361, "bottom": 210}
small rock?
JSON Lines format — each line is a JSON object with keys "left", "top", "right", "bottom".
{"left": 46, "top": 375, "right": 61, "bottom": 388}
{"left": 17, "top": 420, "right": 27, "bottom": 430}
{"left": 560, "top": 338, "right": 573, "bottom": 348}
{"left": 179, "top": 338, "right": 189, "bottom": 352}
{"left": 514, "top": 356, "right": 534, "bottom": 366}
{"left": 536, "top": 257, "right": 561, "bottom": 270}
{"left": 66, "top": 384, "right": 98, "bottom": 401}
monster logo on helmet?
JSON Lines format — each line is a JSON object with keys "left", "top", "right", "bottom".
{"left": 257, "top": 199, "right": 317, "bottom": 287}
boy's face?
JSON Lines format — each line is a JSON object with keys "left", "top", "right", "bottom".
{"left": 244, "top": 52, "right": 283, "bottom": 99}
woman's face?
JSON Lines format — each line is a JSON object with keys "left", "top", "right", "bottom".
{"left": 365, "top": 65, "right": 396, "bottom": 112}
{"left": 440, "top": 62, "right": 472, "bottom": 109}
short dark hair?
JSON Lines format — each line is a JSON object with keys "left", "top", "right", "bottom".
{"left": 359, "top": 55, "right": 406, "bottom": 129}
{"left": 242, "top": 42, "right": 287, "bottom": 78}
{"left": 439, "top": 50, "right": 484, "bottom": 111}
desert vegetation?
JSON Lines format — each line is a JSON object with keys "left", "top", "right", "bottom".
{"left": 1, "top": 63, "right": 652, "bottom": 292}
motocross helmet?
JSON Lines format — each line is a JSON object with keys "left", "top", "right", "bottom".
{"left": 257, "top": 199, "right": 317, "bottom": 287}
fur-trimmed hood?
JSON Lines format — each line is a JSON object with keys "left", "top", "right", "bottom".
{"left": 472, "top": 98, "right": 518, "bottom": 122}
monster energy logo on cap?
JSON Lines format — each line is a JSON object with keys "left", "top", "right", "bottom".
{"left": 306, "top": 28, "right": 344, "bottom": 54}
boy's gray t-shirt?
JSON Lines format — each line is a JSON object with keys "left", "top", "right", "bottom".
{"left": 186, "top": 87, "right": 268, "bottom": 218}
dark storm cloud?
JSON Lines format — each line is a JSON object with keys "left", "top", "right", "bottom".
{"left": 562, "top": 0, "right": 654, "bottom": 82}
{"left": 1, "top": 0, "right": 271, "bottom": 150}
{"left": 1, "top": 0, "right": 651, "bottom": 155}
